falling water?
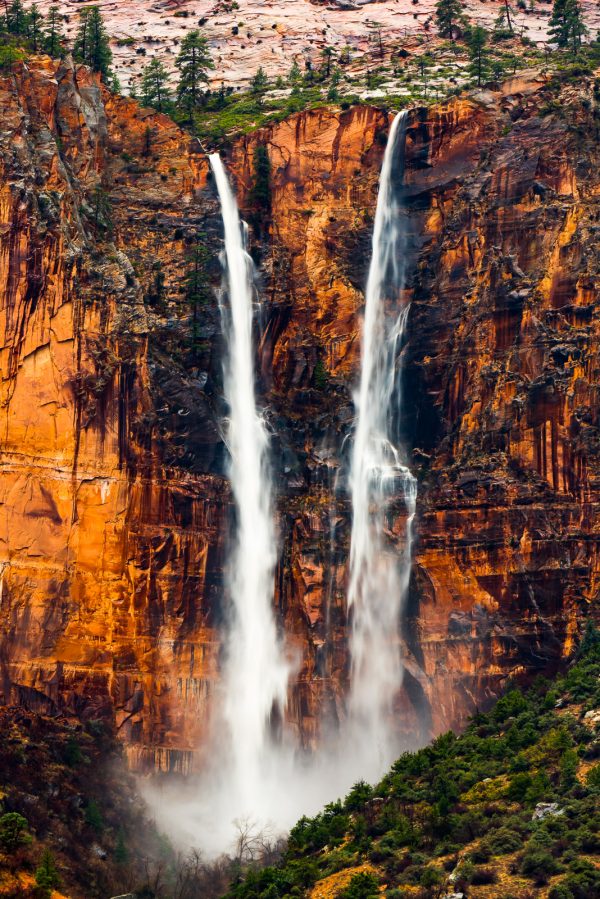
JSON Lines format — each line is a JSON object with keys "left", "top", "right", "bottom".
{"left": 347, "top": 111, "right": 417, "bottom": 775}
{"left": 145, "top": 119, "right": 419, "bottom": 856}
{"left": 208, "top": 154, "right": 290, "bottom": 814}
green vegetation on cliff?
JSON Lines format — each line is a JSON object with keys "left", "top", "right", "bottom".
{"left": 228, "top": 629, "right": 600, "bottom": 899}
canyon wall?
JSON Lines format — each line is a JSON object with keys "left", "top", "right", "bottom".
{"left": 1, "top": 56, "right": 598, "bottom": 769}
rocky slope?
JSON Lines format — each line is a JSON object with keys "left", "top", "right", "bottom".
{"left": 0, "top": 706, "right": 168, "bottom": 898}
{"left": 0, "top": 54, "right": 599, "bottom": 771}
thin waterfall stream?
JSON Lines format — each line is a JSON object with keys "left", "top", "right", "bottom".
{"left": 346, "top": 111, "right": 417, "bottom": 775}
{"left": 208, "top": 153, "right": 291, "bottom": 814}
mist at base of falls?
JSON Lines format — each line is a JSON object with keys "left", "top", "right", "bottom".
{"left": 143, "top": 114, "right": 417, "bottom": 858}
{"left": 141, "top": 717, "right": 424, "bottom": 858}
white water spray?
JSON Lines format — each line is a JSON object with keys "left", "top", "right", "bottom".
{"left": 209, "top": 154, "right": 290, "bottom": 813}
{"left": 347, "top": 111, "right": 417, "bottom": 776}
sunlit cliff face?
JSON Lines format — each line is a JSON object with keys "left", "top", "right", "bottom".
{"left": 0, "top": 56, "right": 598, "bottom": 816}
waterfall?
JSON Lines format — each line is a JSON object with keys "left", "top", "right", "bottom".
{"left": 208, "top": 154, "right": 290, "bottom": 813}
{"left": 144, "top": 121, "right": 419, "bottom": 856}
{"left": 347, "top": 111, "right": 417, "bottom": 774}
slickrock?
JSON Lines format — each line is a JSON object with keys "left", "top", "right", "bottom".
{"left": 49, "top": 0, "right": 600, "bottom": 91}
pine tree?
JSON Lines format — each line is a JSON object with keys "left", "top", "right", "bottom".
{"left": 250, "top": 65, "right": 268, "bottom": 93}
{"left": 44, "top": 5, "right": 65, "bottom": 58}
{"left": 435, "top": 0, "right": 464, "bottom": 40}
{"left": 467, "top": 25, "right": 491, "bottom": 86}
{"left": 565, "top": 0, "right": 587, "bottom": 50}
{"left": 549, "top": 0, "right": 568, "bottom": 46}
{"left": 115, "top": 829, "right": 129, "bottom": 864}
{"left": 35, "top": 849, "right": 61, "bottom": 899}
{"left": 492, "top": 0, "right": 515, "bottom": 36}
{"left": 6, "top": 0, "right": 28, "bottom": 35}
{"left": 27, "top": 2, "right": 44, "bottom": 52}
{"left": 321, "top": 45, "right": 334, "bottom": 77}
{"left": 287, "top": 59, "right": 302, "bottom": 85}
{"left": 175, "top": 29, "right": 214, "bottom": 119}
{"left": 74, "top": 6, "right": 112, "bottom": 78}
{"left": 184, "top": 237, "right": 211, "bottom": 356}
{"left": 249, "top": 144, "right": 271, "bottom": 221}
{"left": 0, "top": 812, "right": 30, "bottom": 853}
{"left": 549, "top": 0, "right": 586, "bottom": 49}
{"left": 140, "top": 57, "right": 171, "bottom": 112}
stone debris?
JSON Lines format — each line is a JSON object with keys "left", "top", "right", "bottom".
{"left": 532, "top": 802, "right": 564, "bottom": 821}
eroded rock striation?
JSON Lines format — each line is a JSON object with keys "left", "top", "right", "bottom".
{"left": 0, "top": 56, "right": 598, "bottom": 769}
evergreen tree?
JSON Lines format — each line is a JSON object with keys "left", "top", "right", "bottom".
{"left": 250, "top": 65, "right": 268, "bottom": 93}
{"left": 327, "top": 82, "right": 339, "bottom": 102}
{"left": 467, "top": 25, "right": 491, "bottom": 85}
{"left": 551, "top": 0, "right": 587, "bottom": 51}
{"left": 288, "top": 59, "right": 302, "bottom": 84}
{"left": 175, "top": 29, "right": 214, "bottom": 119}
{"left": 35, "top": 849, "right": 61, "bottom": 899}
{"left": 115, "top": 828, "right": 129, "bottom": 864}
{"left": 43, "top": 5, "right": 65, "bottom": 58}
{"left": 0, "top": 813, "right": 30, "bottom": 854}
{"left": 435, "top": 0, "right": 464, "bottom": 40}
{"left": 548, "top": 0, "right": 569, "bottom": 46}
{"left": 27, "top": 2, "right": 44, "bottom": 52}
{"left": 6, "top": 0, "right": 28, "bottom": 35}
{"left": 567, "top": 0, "right": 588, "bottom": 51}
{"left": 492, "top": 0, "right": 515, "bottom": 37}
{"left": 321, "top": 45, "right": 334, "bottom": 77}
{"left": 74, "top": 6, "right": 112, "bottom": 78}
{"left": 249, "top": 144, "right": 271, "bottom": 223}
{"left": 184, "top": 237, "right": 211, "bottom": 355}
{"left": 140, "top": 57, "right": 171, "bottom": 112}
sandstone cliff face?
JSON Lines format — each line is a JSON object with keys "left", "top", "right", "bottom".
{"left": 229, "top": 73, "right": 600, "bottom": 741}
{"left": 0, "top": 57, "right": 598, "bottom": 769}
{"left": 0, "top": 55, "right": 226, "bottom": 769}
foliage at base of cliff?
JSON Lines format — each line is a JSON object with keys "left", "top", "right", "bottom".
{"left": 0, "top": 709, "right": 172, "bottom": 899}
{"left": 227, "top": 629, "right": 600, "bottom": 899}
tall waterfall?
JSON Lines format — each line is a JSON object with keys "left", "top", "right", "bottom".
{"left": 208, "top": 154, "right": 290, "bottom": 813}
{"left": 145, "top": 120, "right": 419, "bottom": 856}
{"left": 347, "top": 111, "right": 417, "bottom": 774}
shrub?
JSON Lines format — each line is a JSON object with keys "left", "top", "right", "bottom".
{"left": 84, "top": 799, "right": 104, "bottom": 832}
{"left": 586, "top": 763, "right": 600, "bottom": 788}
{"left": 336, "top": 871, "right": 380, "bottom": 898}
{"left": 520, "top": 847, "right": 560, "bottom": 884}
{"left": 572, "top": 826, "right": 600, "bottom": 853}
{"left": 487, "top": 827, "right": 523, "bottom": 854}
{"left": 64, "top": 736, "right": 84, "bottom": 767}
{"left": 469, "top": 840, "right": 492, "bottom": 863}
{"left": 506, "top": 772, "right": 532, "bottom": 801}
{"left": 0, "top": 45, "right": 25, "bottom": 69}
{"left": 549, "top": 885, "right": 575, "bottom": 899}
{"left": 471, "top": 865, "right": 497, "bottom": 885}
{"left": 560, "top": 859, "right": 600, "bottom": 898}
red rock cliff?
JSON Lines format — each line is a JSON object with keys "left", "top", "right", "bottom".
{"left": 1, "top": 57, "right": 598, "bottom": 768}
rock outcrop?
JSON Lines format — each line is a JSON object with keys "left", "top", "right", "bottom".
{"left": 1, "top": 56, "right": 598, "bottom": 769}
